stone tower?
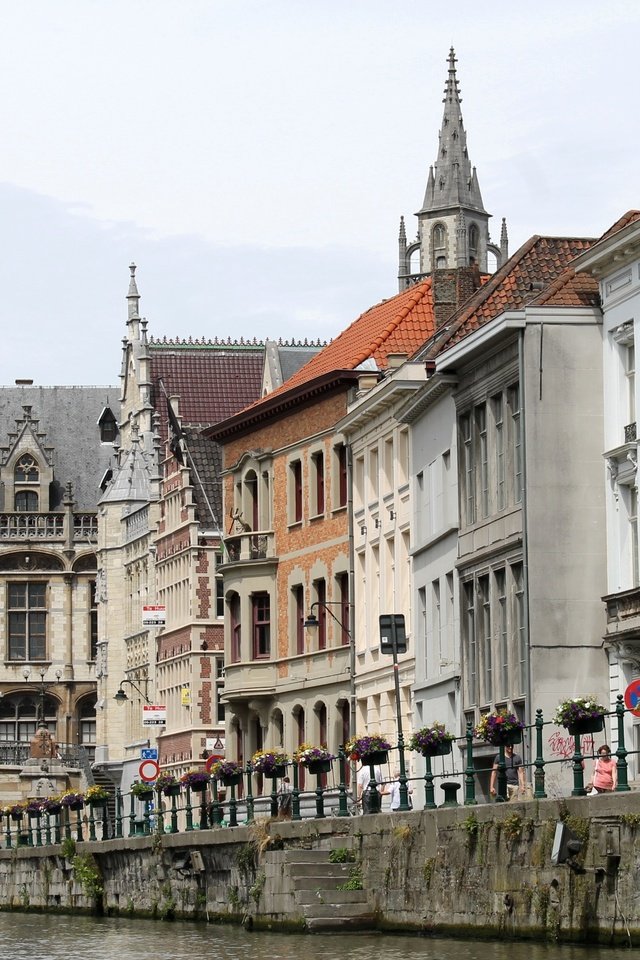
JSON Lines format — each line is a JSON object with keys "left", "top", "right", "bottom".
{"left": 398, "top": 48, "right": 508, "bottom": 290}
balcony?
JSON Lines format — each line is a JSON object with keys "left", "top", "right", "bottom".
{"left": 0, "top": 512, "right": 97, "bottom": 543}
{"left": 625, "top": 421, "right": 637, "bottom": 444}
{"left": 222, "top": 529, "right": 276, "bottom": 564}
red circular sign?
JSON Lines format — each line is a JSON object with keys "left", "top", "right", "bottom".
{"left": 624, "top": 678, "right": 640, "bottom": 717}
{"left": 139, "top": 759, "right": 160, "bottom": 782}
{"left": 205, "top": 754, "right": 224, "bottom": 773}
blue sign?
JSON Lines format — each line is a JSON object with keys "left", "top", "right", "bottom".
{"left": 141, "top": 748, "right": 158, "bottom": 760}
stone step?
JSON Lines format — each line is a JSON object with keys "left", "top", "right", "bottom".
{"left": 305, "top": 913, "right": 377, "bottom": 931}
{"left": 290, "top": 874, "right": 354, "bottom": 891}
{"left": 295, "top": 887, "right": 369, "bottom": 905}
{"left": 301, "top": 901, "right": 372, "bottom": 919}
{"left": 283, "top": 848, "right": 354, "bottom": 863}
{"left": 288, "top": 862, "right": 352, "bottom": 878}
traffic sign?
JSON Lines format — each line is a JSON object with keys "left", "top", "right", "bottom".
{"left": 139, "top": 759, "right": 159, "bottom": 782}
{"left": 205, "top": 754, "right": 224, "bottom": 773}
{"left": 624, "top": 678, "right": 640, "bottom": 717}
{"left": 379, "top": 614, "right": 407, "bottom": 655}
{"left": 141, "top": 748, "right": 158, "bottom": 760}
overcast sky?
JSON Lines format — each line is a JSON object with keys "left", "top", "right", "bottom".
{"left": 0, "top": 1, "right": 638, "bottom": 386}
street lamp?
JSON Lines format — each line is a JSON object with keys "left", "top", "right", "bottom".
{"left": 304, "top": 599, "right": 356, "bottom": 748}
{"left": 379, "top": 614, "right": 411, "bottom": 812}
{"left": 22, "top": 666, "right": 62, "bottom": 727}
{"left": 113, "top": 676, "right": 151, "bottom": 704}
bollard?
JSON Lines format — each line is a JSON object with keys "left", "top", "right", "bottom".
{"left": 440, "top": 781, "right": 461, "bottom": 807}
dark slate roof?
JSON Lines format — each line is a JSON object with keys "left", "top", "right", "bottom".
{"left": 184, "top": 429, "right": 223, "bottom": 529}
{"left": 149, "top": 343, "right": 265, "bottom": 440}
{"left": 0, "top": 386, "right": 119, "bottom": 510}
{"left": 278, "top": 345, "right": 324, "bottom": 385}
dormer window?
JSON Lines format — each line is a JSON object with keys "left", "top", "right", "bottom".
{"left": 97, "top": 407, "right": 118, "bottom": 444}
{"left": 15, "top": 454, "right": 39, "bottom": 483}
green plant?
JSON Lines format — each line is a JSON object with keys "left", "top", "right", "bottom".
{"left": 19, "top": 884, "right": 30, "bottom": 908}
{"left": 423, "top": 857, "right": 435, "bottom": 886}
{"left": 249, "top": 870, "right": 266, "bottom": 904}
{"left": 328, "top": 847, "right": 355, "bottom": 863}
{"left": 344, "top": 733, "right": 391, "bottom": 761}
{"left": 460, "top": 812, "right": 479, "bottom": 839}
{"left": 474, "top": 710, "right": 525, "bottom": 745}
{"left": 502, "top": 812, "right": 523, "bottom": 843}
{"left": 72, "top": 852, "right": 104, "bottom": 901}
{"left": 236, "top": 842, "right": 257, "bottom": 874}
{"left": 409, "top": 723, "right": 455, "bottom": 754}
{"left": 553, "top": 696, "right": 605, "bottom": 728}
{"left": 393, "top": 825, "right": 412, "bottom": 842}
{"left": 61, "top": 836, "right": 76, "bottom": 859}
{"left": 622, "top": 813, "right": 640, "bottom": 828}
{"left": 227, "top": 885, "right": 240, "bottom": 908}
{"left": 337, "top": 864, "right": 363, "bottom": 890}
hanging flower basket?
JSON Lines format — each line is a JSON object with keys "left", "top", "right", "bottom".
{"left": 131, "top": 781, "right": 154, "bottom": 801}
{"left": 251, "top": 750, "right": 290, "bottom": 777}
{"left": 409, "top": 723, "right": 455, "bottom": 758}
{"left": 553, "top": 696, "right": 605, "bottom": 736}
{"left": 474, "top": 710, "right": 525, "bottom": 747}
{"left": 344, "top": 733, "right": 391, "bottom": 765}
{"left": 155, "top": 773, "right": 180, "bottom": 796}
{"left": 25, "top": 801, "right": 43, "bottom": 818}
{"left": 61, "top": 792, "right": 85, "bottom": 812}
{"left": 41, "top": 798, "right": 62, "bottom": 816}
{"left": 8, "top": 805, "right": 24, "bottom": 822}
{"left": 85, "top": 785, "right": 109, "bottom": 807}
{"left": 209, "top": 759, "right": 243, "bottom": 786}
{"left": 293, "top": 745, "right": 335, "bottom": 775}
{"left": 180, "top": 770, "right": 210, "bottom": 793}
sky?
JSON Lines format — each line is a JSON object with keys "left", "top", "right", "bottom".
{"left": 0, "top": 0, "right": 638, "bottom": 386}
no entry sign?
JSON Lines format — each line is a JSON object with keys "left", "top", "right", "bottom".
{"left": 139, "top": 759, "right": 160, "bottom": 782}
{"left": 624, "top": 678, "right": 640, "bottom": 718}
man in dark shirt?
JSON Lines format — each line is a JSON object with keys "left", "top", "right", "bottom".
{"left": 489, "top": 744, "right": 525, "bottom": 800}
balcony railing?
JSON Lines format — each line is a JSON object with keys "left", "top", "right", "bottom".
{"left": 625, "top": 421, "right": 637, "bottom": 444}
{"left": 0, "top": 512, "right": 97, "bottom": 543}
{"left": 223, "top": 529, "right": 275, "bottom": 563}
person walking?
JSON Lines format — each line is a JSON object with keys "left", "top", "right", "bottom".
{"left": 489, "top": 744, "right": 525, "bottom": 800}
{"left": 357, "top": 763, "right": 385, "bottom": 814}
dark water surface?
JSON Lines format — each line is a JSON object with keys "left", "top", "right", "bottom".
{"left": 0, "top": 913, "right": 629, "bottom": 959}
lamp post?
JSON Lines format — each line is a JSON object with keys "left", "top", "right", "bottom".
{"left": 22, "top": 666, "right": 62, "bottom": 728}
{"left": 113, "top": 676, "right": 151, "bottom": 705}
{"left": 379, "top": 614, "right": 411, "bottom": 812}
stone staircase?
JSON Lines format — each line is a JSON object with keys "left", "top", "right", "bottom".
{"left": 283, "top": 843, "right": 375, "bottom": 931}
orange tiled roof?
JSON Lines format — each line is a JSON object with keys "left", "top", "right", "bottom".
{"left": 245, "top": 278, "right": 436, "bottom": 409}
{"left": 595, "top": 209, "right": 640, "bottom": 244}
{"left": 420, "top": 235, "right": 595, "bottom": 360}
{"left": 531, "top": 265, "right": 599, "bottom": 308}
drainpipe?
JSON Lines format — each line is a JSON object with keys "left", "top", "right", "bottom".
{"left": 346, "top": 442, "right": 357, "bottom": 795}
{"left": 518, "top": 331, "right": 533, "bottom": 741}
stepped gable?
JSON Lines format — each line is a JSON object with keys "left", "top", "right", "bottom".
{"left": 148, "top": 338, "right": 265, "bottom": 441}
{"left": 419, "top": 235, "right": 595, "bottom": 361}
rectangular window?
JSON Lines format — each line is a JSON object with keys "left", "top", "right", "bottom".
{"left": 446, "top": 572, "right": 455, "bottom": 656}
{"left": 463, "top": 581, "right": 477, "bottom": 706}
{"left": 509, "top": 385, "right": 522, "bottom": 504}
{"left": 418, "top": 585, "right": 427, "bottom": 671}
{"left": 337, "top": 572, "right": 350, "bottom": 646}
{"left": 294, "top": 584, "right": 305, "bottom": 655}
{"left": 216, "top": 577, "right": 224, "bottom": 619}
{"left": 476, "top": 405, "right": 489, "bottom": 519}
{"left": 89, "top": 580, "right": 98, "bottom": 660}
{"left": 335, "top": 443, "right": 348, "bottom": 508}
{"left": 478, "top": 574, "right": 492, "bottom": 703}
{"left": 432, "top": 579, "right": 442, "bottom": 664}
{"left": 369, "top": 447, "right": 379, "bottom": 502}
{"left": 383, "top": 437, "right": 394, "bottom": 495}
{"left": 8, "top": 582, "right": 46, "bottom": 660}
{"left": 632, "top": 487, "right": 639, "bottom": 587}
{"left": 312, "top": 451, "right": 325, "bottom": 516}
{"left": 290, "top": 459, "right": 303, "bottom": 523}
{"left": 460, "top": 413, "right": 475, "bottom": 524}
{"left": 493, "top": 394, "right": 505, "bottom": 511}
{"left": 252, "top": 593, "right": 270, "bottom": 659}
{"left": 215, "top": 658, "right": 226, "bottom": 724}
{"left": 512, "top": 563, "right": 526, "bottom": 695}
{"left": 495, "top": 568, "right": 508, "bottom": 700}
{"left": 627, "top": 343, "right": 636, "bottom": 424}
{"left": 230, "top": 594, "right": 241, "bottom": 663}
{"left": 314, "top": 579, "right": 327, "bottom": 649}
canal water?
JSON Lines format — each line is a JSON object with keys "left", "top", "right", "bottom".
{"left": 0, "top": 913, "right": 631, "bottom": 959}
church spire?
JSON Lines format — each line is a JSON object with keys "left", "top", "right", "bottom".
{"left": 419, "top": 47, "right": 487, "bottom": 218}
{"left": 127, "top": 262, "right": 140, "bottom": 322}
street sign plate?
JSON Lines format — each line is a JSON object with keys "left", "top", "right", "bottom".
{"left": 142, "top": 704, "right": 167, "bottom": 726}
{"left": 379, "top": 614, "right": 408, "bottom": 655}
{"left": 141, "top": 748, "right": 158, "bottom": 760}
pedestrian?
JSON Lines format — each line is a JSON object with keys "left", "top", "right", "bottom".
{"left": 489, "top": 744, "right": 525, "bottom": 800}
{"left": 387, "top": 768, "right": 413, "bottom": 811}
{"left": 277, "top": 776, "right": 293, "bottom": 819}
{"left": 588, "top": 744, "right": 617, "bottom": 794}
{"left": 357, "top": 762, "right": 385, "bottom": 814}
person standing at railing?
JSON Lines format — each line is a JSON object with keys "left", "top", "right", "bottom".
{"left": 357, "top": 763, "right": 386, "bottom": 814}
{"left": 587, "top": 744, "right": 617, "bottom": 794}
{"left": 489, "top": 744, "right": 525, "bottom": 800}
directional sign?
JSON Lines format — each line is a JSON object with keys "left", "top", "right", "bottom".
{"left": 141, "top": 748, "right": 158, "bottom": 761}
{"left": 139, "top": 759, "right": 159, "bottom": 782}
{"left": 624, "top": 678, "right": 640, "bottom": 717}
{"left": 142, "top": 704, "right": 167, "bottom": 726}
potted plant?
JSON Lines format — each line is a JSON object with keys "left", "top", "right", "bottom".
{"left": 409, "top": 723, "right": 455, "bottom": 757}
{"left": 85, "top": 785, "right": 109, "bottom": 807}
{"left": 41, "top": 796, "right": 63, "bottom": 816}
{"left": 179, "top": 770, "right": 210, "bottom": 793}
{"left": 553, "top": 696, "right": 606, "bottom": 736}
{"left": 209, "top": 759, "right": 243, "bottom": 786}
{"left": 345, "top": 733, "right": 392, "bottom": 765}
{"left": 250, "top": 749, "right": 289, "bottom": 777}
{"left": 130, "top": 780, "right": 154, "bottom": 801}
{"left": 7, "top": 802, "right": 25, "bottom": 822}
{"left": 155, "top": 773, "right": 181, "bottom": 797}
{"left": 474, "top": 710, "right": 525, "bottom": 747}
{"left": 25, "top": 799, "right": 43, "bottom": 818}
{"left": 60, "top": 791, "right": 85, "bottom": 811}
{"left": 293, "top": 744, "right": 336, "bottom": 775}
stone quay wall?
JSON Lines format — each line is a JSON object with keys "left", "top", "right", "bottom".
{"left": 1, "top": 793, "right": 640, "bottom": 944}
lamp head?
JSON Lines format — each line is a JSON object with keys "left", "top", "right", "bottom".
{"left": 114, "top": 686, "right": 128, "bottom": 705}
{"left": 304, "top": 613, "right": 319, "bottom": 629}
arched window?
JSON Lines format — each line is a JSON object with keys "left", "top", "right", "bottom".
{"left": 432, "top": 223, "right": 447, "bottom": 269}
{"left": 0, "top": 693, "right": 57, "bottom": 742}
{"left": 15, "top": 454, "right": 39, "bottom": 483}
{"left": 15, "top": 490, "right": 38, "bottom": 512}
{"left": 469, "top": 224, "right": 479, "bottom": 263}
{"left": 433, "top": 223, "right": 446, "bottom": 248}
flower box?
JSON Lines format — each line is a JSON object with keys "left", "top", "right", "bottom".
{"left": 220, "top": 773, "right": 243, "bottom": 787}
{"left": 344, "top": 734, "right": 391, "bottom": 763}
{"left": 409, "top": 723, "right": 455, "bottom": 758}
{"left": 293, "top": 744, "right": 335, "bottom": 774}
{"left": 61, "top": 793, "right": 85, "bottom": 811}
{"left": 163, "top": 783, "right": 182, "bottom": 797}
{"left": 553, "top": 696, "right": 605, "bottom": 734}
{"left": 307, "top": 758, "right": 332, "bottom": 775}
{"left": 251, "top": 750, "right": 290, "bottom": 776}
{"left": 209, "top": 759, "right": 243, "bottom": 785}
{"left": 568, "top": 715, "right": 605, "bottom": 736}
{"left": 474, "top": 710, "right": 525, "bottom": 747}
{"left": 180, "top": 771, "right": 210, "bottom": 792}
{"left": 131, "top": 782, "right": 154, "bottom": 801}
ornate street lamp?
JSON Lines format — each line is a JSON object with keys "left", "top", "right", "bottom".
{"left": 379, "top": 614, "right": 411, "bottom": 812}
{"left": 113, "top": 676, "right": 151, "bottom": 705}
